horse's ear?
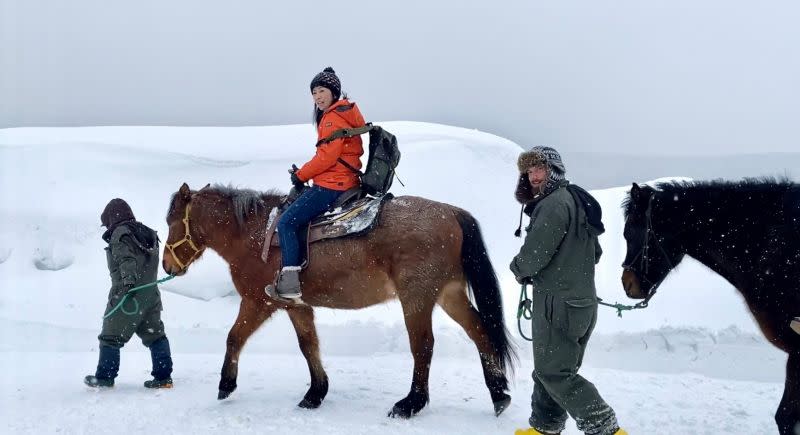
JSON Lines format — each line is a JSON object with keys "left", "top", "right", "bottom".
{"left": 631, "top": 183, "right": 641, "bottom": 199}
{"left": 201, "top": 183, "right": 211, "bottom": 190}
{"left": 179, "top": 183, "right": 191, "bottom": 199}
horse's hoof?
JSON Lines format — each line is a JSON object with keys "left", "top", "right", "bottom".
{"left": 218, "top": 390, "right": 232, "bottom": 400}
{"left": 493, "top": 394, "right": 511, "bottom": 416}
{"left": 387, "top": 405, "right": 412, "bottom": 419}
{"left": 298, "top": 398, "right": 322, "bottom": 409}
{"left": 387, "top": 393, "right": 427, "bottom": 419}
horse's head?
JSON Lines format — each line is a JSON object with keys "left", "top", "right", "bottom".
{"left": 621, "top": 183, "right": 685, "bottom": 300}
{"left": 163, "top": 183, "right": 208, "bottom": 276}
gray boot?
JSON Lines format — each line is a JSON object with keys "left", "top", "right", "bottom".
{"left": 265, "top": 266, "right": 302, "bottom": 299}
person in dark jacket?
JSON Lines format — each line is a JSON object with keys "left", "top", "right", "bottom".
{"left": 511, "top": 147, "right": 626, "bottom": 435}
{"left": 84, "top": 198, "right": 173, "bottom": 389}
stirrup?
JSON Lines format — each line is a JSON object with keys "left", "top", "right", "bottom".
{"left": 264, "top": 284, "right": 306, "bottom": 305}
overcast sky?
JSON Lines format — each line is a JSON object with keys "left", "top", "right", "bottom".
{"left": 1, "top": 0, "right": 798, "bottom": 155}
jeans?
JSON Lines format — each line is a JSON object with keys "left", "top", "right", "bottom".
{"left": 277, "top": 185, "right": 342, "bottom": 267}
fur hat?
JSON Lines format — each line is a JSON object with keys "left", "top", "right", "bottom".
{"left": 517, "top": 146, "right": 565, "bottom": 174}
{"left": 514, "top": 146, "right": 567, "bottom": 205}
{"left": 310, "top": 67, "right": 342, "bottom": 100}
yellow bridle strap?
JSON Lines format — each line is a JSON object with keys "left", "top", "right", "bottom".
{"left": 165, "top": 203, "right": 202, "bottom": 271}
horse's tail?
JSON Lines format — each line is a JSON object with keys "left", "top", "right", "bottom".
{"left": 455, "top": 210, "right": 516, "bottom": 376}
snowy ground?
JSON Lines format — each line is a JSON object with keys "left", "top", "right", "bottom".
{"left": 0, "top": 124, "right": 789, "bottom": 433}
{"left": 0, "top": 351, "right": 782, "bottom": 435}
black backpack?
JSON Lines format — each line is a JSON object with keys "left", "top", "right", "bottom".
{"left": 316, "top": 123, "right": 401, "bottom": 196}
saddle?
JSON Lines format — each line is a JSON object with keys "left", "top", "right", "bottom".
{"left": 260, "top": 191, "right": 393, "bottom": 265}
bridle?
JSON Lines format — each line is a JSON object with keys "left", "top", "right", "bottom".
{"left": 621, "top": 194, "right": 677, "bottom": 306}
{"left": 165, "top": 202, "right": 203, "bottom": 271}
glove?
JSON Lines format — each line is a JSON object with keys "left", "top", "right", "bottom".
{"left": 289, "top": 165, "right": 304, "bottom": 188}
{"left": 515, "top": 275, "right": 531, "bottom": 285}
{"left": 290, "top": 172, "right": 304, "bottom": 188}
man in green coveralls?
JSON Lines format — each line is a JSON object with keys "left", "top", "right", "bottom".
{"left": 511, "top": 147, "right": 626, "bottom": 435}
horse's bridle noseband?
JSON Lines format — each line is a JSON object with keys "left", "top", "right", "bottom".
{"left": 165, "top": 203, "right": 203, "bottom": 271}
{"left": 622, "top": 194, "right": 677, "bottom": 304}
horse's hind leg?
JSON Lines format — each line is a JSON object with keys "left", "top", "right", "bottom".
{"left": 437, "top": 282, "right": 511, "bottom": 416}
{"left": 218, "top": 297, "right": 277, "bottom": 399}
{"left": 286, "top": 305, "right": 329, "bottom": 409}
{"left": 389, "top": 291, "right": 436, "bottom": 418}
{"left": 776, "top": 350, "right": 800, "bottom": 434}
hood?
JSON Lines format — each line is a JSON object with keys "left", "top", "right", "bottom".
{"left": 103, "top": 221, "right": 159, "bottom": 250}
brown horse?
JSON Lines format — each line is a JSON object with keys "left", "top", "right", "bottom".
{"left": 162, "top": 183, "right": 514, "bottom": 418}
{"left": 621, "top": 180, "right": 800, "bottom": 434}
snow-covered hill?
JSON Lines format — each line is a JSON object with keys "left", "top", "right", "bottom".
{"left": 0, "top": 124, "right": 786, "bottom": 434}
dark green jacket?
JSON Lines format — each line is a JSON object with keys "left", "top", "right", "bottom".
{"left": 510, "top": 183, "right": 602, "bottom": 298}
{"left": 103, "top": 221, "right": 162, "bottom": 310}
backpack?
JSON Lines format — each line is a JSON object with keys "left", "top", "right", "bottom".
{"left": 316, "top": 123, "right": 401, "bottom": 197}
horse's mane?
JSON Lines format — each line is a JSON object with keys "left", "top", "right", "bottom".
{"left": 169, "top": 184, "right": 284, "bottom": 229}
{"left": 622, "top": 177, "right": 795, "bottom": 219}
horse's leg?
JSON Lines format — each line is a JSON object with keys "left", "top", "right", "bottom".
{"left": 285, "top": 305, "right": 329, "bottom": 409}
{"left": 776, "top": 350, "right": 800, "bottom": 434}
{"left": 218, "top": 297, "right": 277, "bottom": 399}
{"left": 389, "top": 293, "right": 436, "bottom": 418}
{"left": 437, "top": 283, "right": 511, "bottom": 416}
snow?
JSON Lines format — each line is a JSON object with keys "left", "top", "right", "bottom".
{"left": 0, "top": 123, "right": 786, "bottom": 433}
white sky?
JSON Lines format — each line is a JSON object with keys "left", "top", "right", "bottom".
{"left": 1, "top": 0, "right": 798, "bottom": 154}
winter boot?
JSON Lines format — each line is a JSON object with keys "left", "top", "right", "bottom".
{"left": 84, "top": 345, "right": 120, "bottom": 388}
{"left": 514, "top": 428, "right": 559, "bottom": 435}
{"left": 265, "top": 266, "right": 302, "bottom": 300}
{"left": 144, "top": 378, "right": 173, "bottom": 389}
{"left": 84, "top": 375, "right": 114, "bottom": 388}
{"left": 144, "top": 336, "right": 173, "bottom": 388}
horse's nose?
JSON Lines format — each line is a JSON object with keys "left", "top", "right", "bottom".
{"left": 621, "top": 270, "right": 643, "bottom": 299}
{"left": 162, "top": 257, "right": 179, "bottom": 276}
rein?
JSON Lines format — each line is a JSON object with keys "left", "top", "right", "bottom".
{"left": 104, "top": 198, "right": 201, "bottom": 319}
{"left": 516, "top": 283, "right": 656, "bottom": 342}
{"left": 517, "top": 196, "right": 675, "bottom": 340}
{"left": 106, "top": 198, "right": 203, "bottom": 319}
{"left": 102, "top": 275, "right": 176, "bottom": 319}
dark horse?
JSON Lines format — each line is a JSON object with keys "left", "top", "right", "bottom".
{"left": 162, "top": 183, "right": 514, "bottom": 418}
{"left": 621, "top": 179, "right": 800, "bottom": 434}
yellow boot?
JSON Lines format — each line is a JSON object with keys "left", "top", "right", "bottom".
{"left": 514, "top": 429, "right": 558, "bottom": 435}
{"left": 514, "top": 426, "right": 626, "bottom": 435}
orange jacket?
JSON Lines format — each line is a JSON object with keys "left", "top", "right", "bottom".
{"left": 296, "top": 99, "right": 366, "bottom": 191}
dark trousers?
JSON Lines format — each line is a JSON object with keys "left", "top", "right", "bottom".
{"left": 96, "top": 299, "right": 172, "bottom": 380}
{"left": 277, "top": 185, "right": 342, "bottom": 267}
{"left": 528, "top": 290, "right": 619, "bottom": 435}
{"left": 98, "top": 299, "right": 166, "bottom": 348}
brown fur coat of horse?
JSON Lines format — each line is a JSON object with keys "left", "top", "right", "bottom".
{"left": 163, "top": 183, "right": 514, "bottom": 418}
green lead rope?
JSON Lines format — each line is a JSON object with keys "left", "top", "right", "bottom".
{"left": 517, "top": 284, "right": 534, "bottom": 342}
{"left": 516, "top": 283, "right": 652, "bottom": 341}
{"left": 596, "top": 298, "right": 642, "bottom": 317}
{"left": 102, "top": 275, "right": 176, "bottom": 319}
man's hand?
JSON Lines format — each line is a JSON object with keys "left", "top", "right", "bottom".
{"left": 515, "top": 275, "right": 531, "bottom": 285}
